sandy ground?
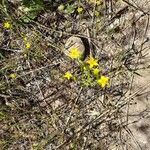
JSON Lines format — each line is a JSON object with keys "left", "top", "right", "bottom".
{"left": 126, "top": 19, "right": 150, "bottom": 149}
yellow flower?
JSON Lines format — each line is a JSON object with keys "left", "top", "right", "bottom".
{"left": 77, "top": 7, "right": 83, "bottom": 13}
{"left": 64, "top": 72, "right": 73, "bottom": 80}
{"left": 93, "top": 68, "right": 100, "bottom": 76}
{"left": 9, "top": 73, "right": 17, "bottom": 79}
{"left": 97, "top": 76, "right": 109, "bottom": 88}
{"left": 86, "top": 57, "right": 98, "bottom": 68}
{"left": 3, "top": 21, "right": 12, "bottom": 29}
{"left": 68, "top": 48, "right": 81, "bottom": 59}
{"left": 25, "top": 42, "right": 31, "bottom": 49}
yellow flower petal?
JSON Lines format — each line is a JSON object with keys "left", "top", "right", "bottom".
{"left": 9, "top": 73, "right": 17, "bottom": 79}
{"left": 64, "top": 72, "right": 73, "bottom": 80}
{"left": 3, "top": 21, "right": 12, "bottom": 29}
{"left": 25, "top": 42, "right": 31, "bottom": 49}
{"left": 97, "top": 76, "right": 109, "bottom": 88}
{"left": 68, "top": 48, "right": 82, "bottom": 59}
{"left": 77, "top": 7, "right": 83, "bottom": 13}
{"left": 86, "top": 57, "right": 98, "bottom": 68}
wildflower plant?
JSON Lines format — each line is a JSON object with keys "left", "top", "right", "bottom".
{"left": 64, "top": 49, "right": 109, "bottom": 88}
{"left": 21, "top": 33, "right": 44, "bottom": 60}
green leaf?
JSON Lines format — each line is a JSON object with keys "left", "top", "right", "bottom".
{"left": 65, "top": 4, "right": 76, "bottom": 14}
